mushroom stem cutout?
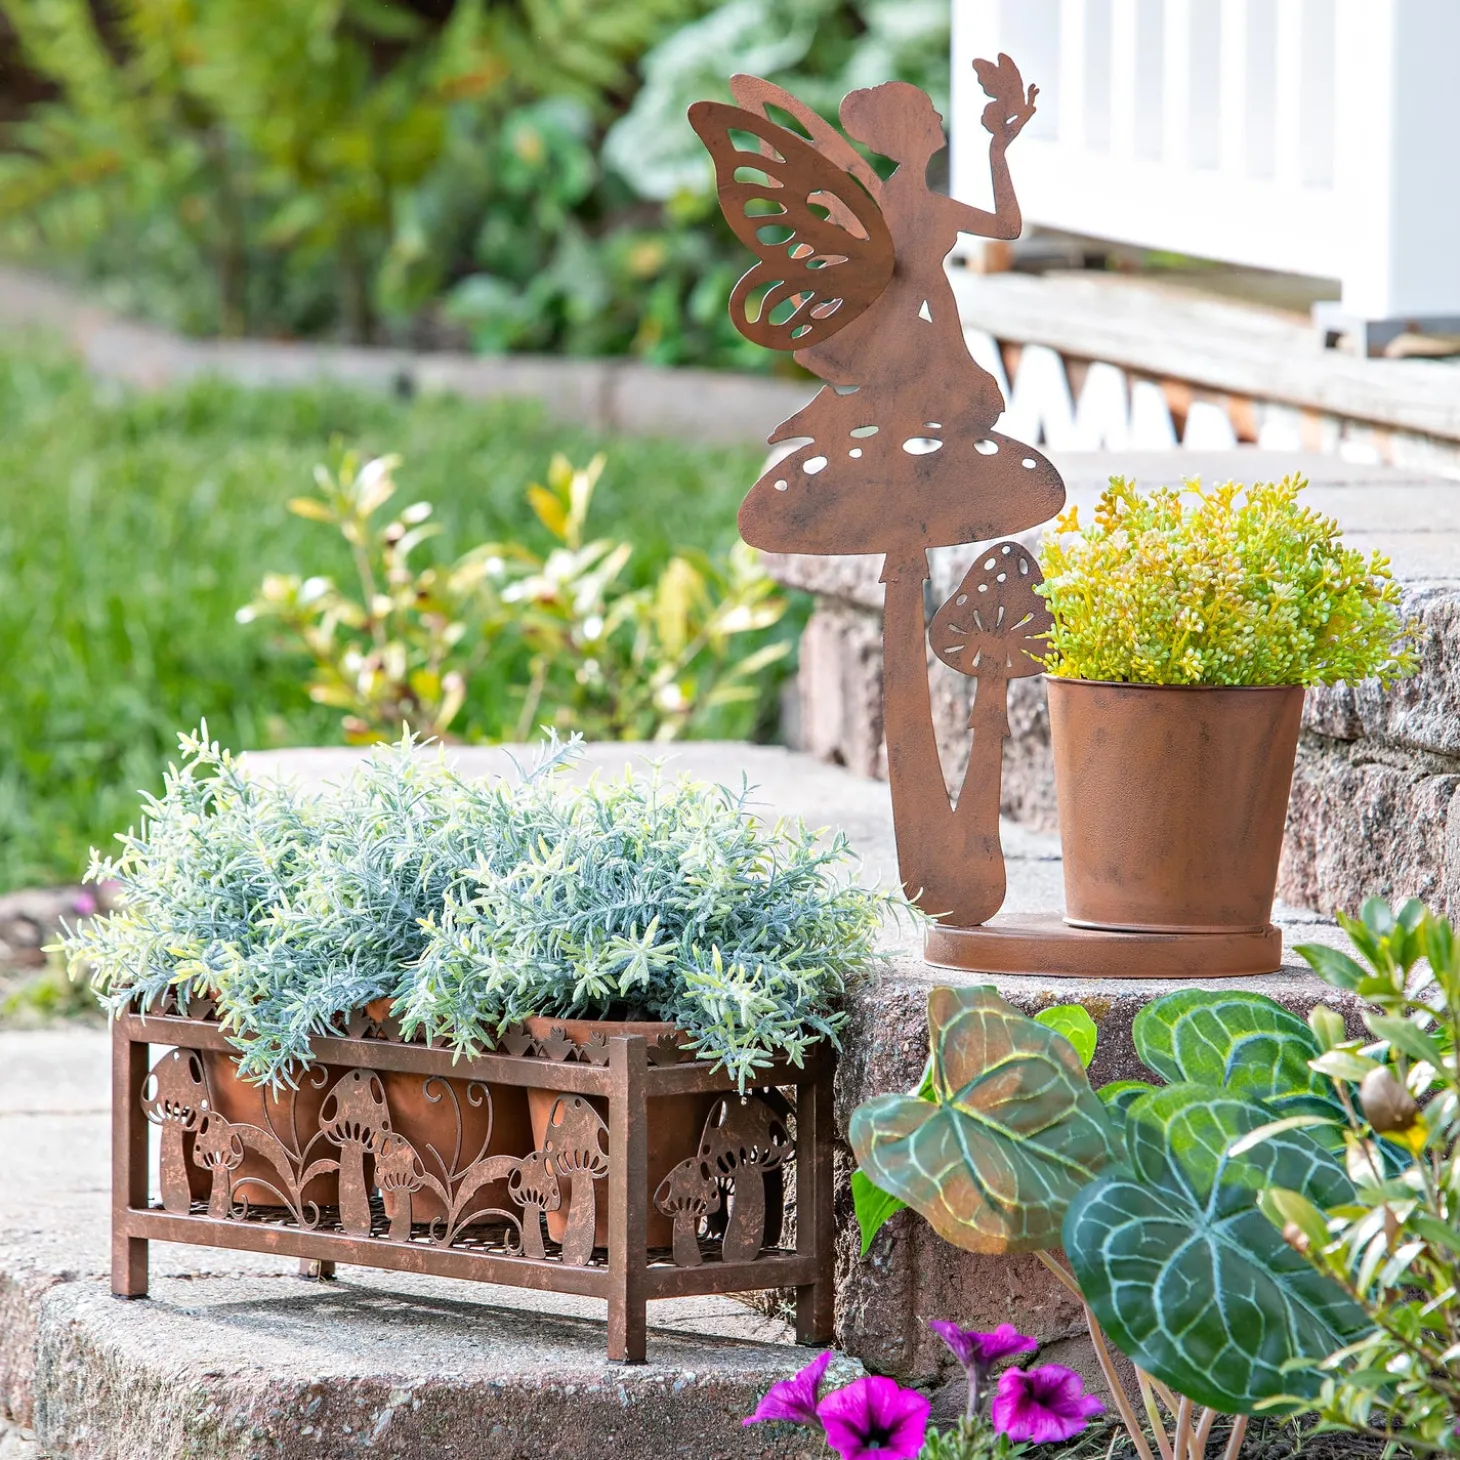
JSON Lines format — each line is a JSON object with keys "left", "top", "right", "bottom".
{"left": 319, "top": 1070, "right": 392, "bottom": 1237}
{"left": 697, "top": 1097, "right": 792, "bottom": 1264}
{"left": 142, "top": 1049, "right": 209, "bottom": 1214}
{"left": 690, "top": 53, "right": 1066, "bottom": 928}
{"left": 928, "top": 542, "right": 1052, "bottom": 925}
{"left": 544, "top": 1096, "right": 610, "bottom": 1267}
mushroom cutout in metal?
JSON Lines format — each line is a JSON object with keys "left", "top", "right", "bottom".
{"left": 925, "top": 542, "right": 1051, "bottom": 925}
{"left": 375, "top": 1132, "right": 427, "bottom": 1241}
{"left": 508, "top": 1150, "right": 562, "bottom": 1259}
{"left": 319, "top": 1069, "right": 392, "bottom": 1236}
{"left": 698, "top": 1097, "right": 792, "bottom": 1264}
{"left": 654, "top": 1155, "right": 722, "bottom": 1267}
{"left": 142, "top": 1048, "right": 210, "bottom": 1214}
{"left": 691, "top": 55, "right": 1285, "bottom": 979}
{"left": 192, "top": 1111, "right": 244, "bottom": 1220}
{"left": 543, "top": 1095, "right": 610, "bottom": 1267}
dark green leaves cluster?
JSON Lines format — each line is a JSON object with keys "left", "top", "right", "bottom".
{"left": 59, "top": 726, "right": 900, "bottom": 1089}
{"left": 849, "top": 986, "right": 1372, "bottom": 1416}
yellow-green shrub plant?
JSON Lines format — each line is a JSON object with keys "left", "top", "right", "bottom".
{"left": 239, "top": 450, "right": 789, "bottom": 744}
{"left": 1036, "top": 475, "right": 1415, "bottom": 686}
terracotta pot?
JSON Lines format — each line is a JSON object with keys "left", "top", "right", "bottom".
{"left": 187, "top": 1052, "right": 339, "bottom": 1212}
{"left": 523, "top": 1018, "right": 717, "bottom": 1253}
{"left": 376, "top": 1069, "right": 534, "bottom": 1226}
{"left": 1048, "top": 680, "right": 1304, "bottom": 934}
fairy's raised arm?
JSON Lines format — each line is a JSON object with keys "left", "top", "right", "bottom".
{"left": 948, "top": 53, "right": 1039, "bottom": 242}
{"left": 688, "top": 92, "right": 894, "bottom": 354}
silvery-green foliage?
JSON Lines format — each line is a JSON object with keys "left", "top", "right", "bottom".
{"left": 60, "top": 724, "right": 320, "bottom": 1029}
{"left": 61, "top": 727, "right": 896, "bottom": 1090}
{"left": 402, "top": 752, "right": 898, "bottom": 1088}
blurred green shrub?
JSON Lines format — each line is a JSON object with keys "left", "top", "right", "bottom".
{"left": 240, "top": 449, "right": 790, "bottom": 743}
{"left": 0, "top": 0, "right": 948, "bottom": 365}
{"left": 0, "top": 338, "right": 780, "bottom": 894}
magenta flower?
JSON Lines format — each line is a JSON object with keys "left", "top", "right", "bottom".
{"left": 743, "top": 1350, "right": 833, "bottom": 1428}
{"left": 929, "top": 1320, "right": 1037, "bottom": 1418}
{"left": 929, "top": 1321, "right": 1037, "bottom": 1375}
{"left": 817, "top": 1376, "right": 930, "bottom": 1460}
{"left": 991, "top": 1365, "right": 1105, "bottom": 1444}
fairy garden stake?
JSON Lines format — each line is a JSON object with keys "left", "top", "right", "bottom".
{"left": 691, "top": 54, "right": 1285, "bottom": 977}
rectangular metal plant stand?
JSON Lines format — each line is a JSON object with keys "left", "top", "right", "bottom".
{"left": 111, "top": 999, "right": 835, "bottom": 1363}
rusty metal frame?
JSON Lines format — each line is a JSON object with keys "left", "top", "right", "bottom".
{"left": 111, "top": 1013, "right": 835, "bottom": 1363}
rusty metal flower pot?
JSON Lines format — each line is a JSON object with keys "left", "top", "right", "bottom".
{"left": 524, "top": 1018, "right": 718, "bottom": 1253}
{"left": 1047, "top": 680, "right": 1304, "bottom": 934}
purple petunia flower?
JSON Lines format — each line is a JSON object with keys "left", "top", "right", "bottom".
{"left": 817, "top": 1375, "right": 930, "bottom": 1460}
{"left": 928, "top": 1321, "right": 1038, "bottom": 1375}
{"left": 743, "top": 1350, "right": 833, "bottom": 1428}
{"left": 991, "top": 1365, "right": 1105, "bottom": 1444}
{"left": 929, "top": 1320, "right": 1038, "bottom": 1417}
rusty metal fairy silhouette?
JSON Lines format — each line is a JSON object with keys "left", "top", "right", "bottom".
{"left": 690, "top": 56, "right": 1065, "bottom": 931}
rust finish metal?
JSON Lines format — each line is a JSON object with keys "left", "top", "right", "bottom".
{"left": 522, "top": 1017, "right": 716, "bottom": 1252}
{"left": 1048, "top": 680, "right": 1306, "bottom": 934}
{"left": 689, "top": 54, "right": 1062, "bottom": 932}
{"left": 111, "top": 1000, "right": 835, "bottom": 1364}
{"left": 925, "top": 918, "right": 1285, "bottom": 979}
{"left": 695, "top": 56, "right": 1291, "bottom": 979}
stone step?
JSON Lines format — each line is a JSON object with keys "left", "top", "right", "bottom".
{"left": 19, "top": 1270, "right": 843, "bottom": 1460}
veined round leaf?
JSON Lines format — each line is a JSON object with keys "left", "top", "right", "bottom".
{"left": 1133, "top": 989, "right": 1330, "bottom": 1112}
{"left": 1064, "top": 1084, "right": 1369, "bottom": 1414}
{"left": 849, "top": 987, "right": 1120, "bottom": 1253}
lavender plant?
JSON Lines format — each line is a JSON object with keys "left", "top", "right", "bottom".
{"left": 401, "top": 746, "right": 902, "bottom": 1086}
{"left": 59, "top": 727, "right": 898, "bottom": 1090}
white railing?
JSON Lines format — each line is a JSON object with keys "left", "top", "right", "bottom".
{"left": 949, "top": 0, "right": 1460, "bottom": 334}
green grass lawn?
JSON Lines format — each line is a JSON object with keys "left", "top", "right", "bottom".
{"left": 0, "top": 336, "right": 767, "bottom": 892}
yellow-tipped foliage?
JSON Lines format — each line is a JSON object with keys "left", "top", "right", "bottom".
{"left": 1036, "top": 475, "right": 1415, "bottom": 687}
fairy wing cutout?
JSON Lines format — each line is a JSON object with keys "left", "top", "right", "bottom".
{"left": 688, "top": 95, "right": 894, "bottom": 353}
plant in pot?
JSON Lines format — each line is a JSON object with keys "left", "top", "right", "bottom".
{"left": 58, "top": 728, "right": 536, "bottom": 1221}
{"left": 401, "top": 748, "right": 902, "bottom": 1255}
{"left": 1035, "top": 475, "right": 1414, "bottom": 939}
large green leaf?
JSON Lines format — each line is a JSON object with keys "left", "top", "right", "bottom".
{"left": 1064, "top": 1084, "right": 1369, "bottom": 1414}
{"left": 849, "top": 987, "right": 1120, "bottom": 1253}
{"left": 1133, "top": 989, "right": 1332, "bottom": 1114}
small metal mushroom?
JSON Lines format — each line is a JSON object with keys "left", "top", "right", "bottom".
{"left": 544, "top": 1096, "right": 610, "bottom": 1267}
{"left": 929, "top": 541, "right": 1051, "bottom": 735}
{"left": 698, "top": 1098, "right": 792, "bottom": 1264}
{"left": 925, "top": 541, "right": 1053, "bottom": 926}
{"left": 142, "top": 1049, "right": 210, "bottom": 1214}
{"left": 319, "top": 1070, "right": 393, "bottom": 1236}
{"left": 654, "top": 1156, "right": 722, "bottom": 1267}
{"left": 375, "top": 1133, "right": 427, "bottom": 1241}
{"left": 508, "top": 1150, "right": 562, "bottom": 1259}
{"left": 192, "top": 1110, "right": 244, "bottom": 1219}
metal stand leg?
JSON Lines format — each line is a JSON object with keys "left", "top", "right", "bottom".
{"left": 607, "top": 1037, "right": 649, "bottom": 1363}
{"left": 111, "top": 1021, "right": 149, "bottom": 1299}
{"left": 795, "top": 1068, "right": 835, "bottom": 1345}
{"left": 298, "top": 1259, "right": 337, "bottom": 1281}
